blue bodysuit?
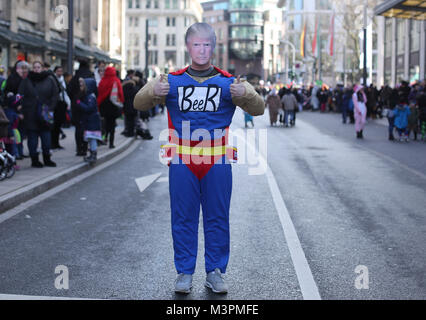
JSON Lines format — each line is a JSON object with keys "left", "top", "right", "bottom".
{"left": 165, "top": 66, "right": 236, "bottom": 274}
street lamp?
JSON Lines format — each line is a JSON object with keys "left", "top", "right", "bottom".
{"left": 363, "top": 0, "right": 368, "bottom": 86}
{"left": 67, "top": 0, "right": 74, "bottom": 75}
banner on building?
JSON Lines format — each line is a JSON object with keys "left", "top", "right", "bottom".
{"left": 328, "top": 13, "right": 335, "bottom": 57}
{"left": 300, "top": 20, "right": 307, "bottom": 58}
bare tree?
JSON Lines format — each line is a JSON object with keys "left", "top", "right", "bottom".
{"left": 332, "top": 0, "right": 379, "bottom": 84}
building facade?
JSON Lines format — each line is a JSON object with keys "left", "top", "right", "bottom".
{"left": 125, "top": 0, "right": 203, "bottom": 77}
{"left": 375, "top": 0, "right": 426, "bottom": 86}
{"left": 202, "top": 0, "right": 285, "bottom": 82}
{"left": 0, "top": 0, "right": 123, "bottom": 73}
{"left": 201, "top": 0, "right": 229, "bottom": 72}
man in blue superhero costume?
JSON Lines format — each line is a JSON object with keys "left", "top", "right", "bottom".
{"left": 134, "top": 23, "right": 264, "bottom": 294}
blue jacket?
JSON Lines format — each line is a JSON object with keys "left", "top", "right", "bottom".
{"left": 76, "top": 79, "right": 101, "bottom": 131}
{"left": 393, "top": 104, "right": 411, "bottom": 129}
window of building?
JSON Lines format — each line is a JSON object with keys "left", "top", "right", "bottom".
{"left": 315, "top": 0, "right": 331, "bottom": 10}
{"left": 134, "top": 50, "right": 140, "bottom": 66}
{"left": 213, "top": 2, "right": 229, "bottom": 10}
{"left": 146, "top": 0, "right": 151, "bottom": 9}
{"left": 165, "top": 0, "right": 170, "bottom": 9}
{"left": 149, "top": 34, "right": 157, "bottom": 46}
{"left": 165, "top": 50, "right": 177, "bottom": 66}
{"left": 372, "top": 32, "right": 378, "bottom": 51}
{"left": 230, "top": 26, "right": 262, "bottom": 40}
{"left": 154, "top": 0, "right": 159, "bottom": 9}
{"left": 128, "top": 0, "right": 132, "bottom": 9}
{"left": 167, "top": 17, "right": 176, "bottom": 27}
{"left": 410, "top": 20, "right": 420, "bottom": 52}
{"left": 229, "top": 0, "right": 262, "bottom": 9}
{"left": 135, "top": 0, "right": 140, "bottom": 8}
{"left": 289, "top": 0, "right": 304, "bottom": 10}
{"left": 396, "top": 19, "right": 405, "bottom": 56}
{"left": 135, "top": 17, "right": 139, "bottom": 27}
{"left": 385, "top": 18, "right": 392, "bottom": 59}
{"left": 172, "top": 0, "right": 178, "bottom": 9}
{"left": 148, "top": 50, "right": 158, "bottom": 65}
{"left": 148, "top": 18, "right": 158, "bottom": 27}
{"left": 129, "top": 17, "right": 133, "bottom": 27}
{"left": 230, "top": 12, "right": 263, "bottom": 24}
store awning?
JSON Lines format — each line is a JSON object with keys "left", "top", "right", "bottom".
{"left": 0, "top": 25, "right": 15, "bottom": 43}
{"left": 375, "top": 0, "right": 426, "bottom": 20}
{"left": 0, "top": 25, "right": 121, "bottom": 64}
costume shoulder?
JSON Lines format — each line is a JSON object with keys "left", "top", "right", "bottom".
{"left": 213, "top": 66, "right": 234, "bottom": 78}
{"left": 169, "top": 66, "right": 189, "bottom": 76}
{"left": 169, "top": 66, "right": 234, "bottom": 78}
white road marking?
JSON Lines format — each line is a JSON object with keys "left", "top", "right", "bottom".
{"left": 0, "top": 294, "right": 97, "bottom": 300}
{"left": 157, "top": 177, "right": 169, "bottom": 183}
{"left": 232, "top": 129, "right": 321, "bottom": 300}
{"left": 135, "top": 173, "right": 162, "bottom": 193}
{"left": 0, "top": 141, "right": 142, "bottom": 225}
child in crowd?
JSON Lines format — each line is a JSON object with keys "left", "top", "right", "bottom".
{"left": 75, "top": 78, "right": 102, "bottom": 164}
{"left": 393, "top": 98, "right": 411, "bottom": 142}
{"left": 3, "top": 93, "right": 23, "bottom": 168}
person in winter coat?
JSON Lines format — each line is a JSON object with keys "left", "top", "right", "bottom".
{"left": 122, "top": 74, "right": 140, "bottom": 137}
{"left": 341, "top": 88, "right": 352, "bottom": 124}
{"left": 317, "top": 86, "right": 329, "bottom": 112}
{"left": 75, "top": 78, "right": 102, "bottom": 163}
{"left": 5, "top": 61, "right": 29, "bottom": 95}
{"left": 2, "top": 93, "right": 22, "bottom": 162}
{"left": 97, "top": 66, "right": 124, "bottom": 149}
{"left": 281, "top": 88, "right": 298, "bottom": 127}
{"left": 4, "top": 61, "right": 28, "bottom": 158}
{"left": 266, "top": 89, "right": 281, "bottom": 126}
{"left": 393, "top": 98, "right": 411, "bottom": 142}
{"left": 417, "top": 87, "right": 426, "bottom": 141}
{"left": 51, "top": 66, "right": 70, "bottom": 149}
{"left": 18, "top": 61, "right": 59, "bottom": 167}
{"left": 353, "top": 84, "right": 367, "bottom": 139}
{"left": 407, "top": 103, "right": 419, "bottom": 141}
{"left": 67, "top": 60, "right": 95, "bottom": 156}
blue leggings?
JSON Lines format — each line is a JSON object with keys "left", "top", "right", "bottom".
{"left": 169, "top": 155, "right": 232, "bottom": 274}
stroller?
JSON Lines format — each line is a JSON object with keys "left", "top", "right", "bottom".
{"left": 0, "top": 105, "right": 16, "bottom": 180}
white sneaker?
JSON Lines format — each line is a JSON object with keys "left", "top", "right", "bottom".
{"left": 205, "top": 268, "right": 228, "bottom": 294}
{"left": 174, "top": 273, "right": 193, "bottom": 294}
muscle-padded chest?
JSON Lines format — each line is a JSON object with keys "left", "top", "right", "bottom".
{"left": 166, "top": 73, "right": 236, "bottom": 139}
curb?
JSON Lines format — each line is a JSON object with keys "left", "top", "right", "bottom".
{"left": 0, "top": 137, "right": 136, "bottom": 214}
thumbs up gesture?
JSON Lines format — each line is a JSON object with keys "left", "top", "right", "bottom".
{"left": 153, "top": 74, "right": 170, "bottom": 97}
{"left": 230, "top": 75, "right": 246, "bottom": 98}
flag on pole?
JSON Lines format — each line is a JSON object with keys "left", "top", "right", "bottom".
{"left": 300, "top": 20, "right": 307, "bottom": 58}
{"left": 328, "top": 13, "right": 335, "bottom": 57}
{"left": 312, "top": 17, "right": 319, "bottom": 58}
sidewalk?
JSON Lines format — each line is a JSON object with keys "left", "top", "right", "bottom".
{"left": 0, "top": 119, "right": 135, "bottom": 213}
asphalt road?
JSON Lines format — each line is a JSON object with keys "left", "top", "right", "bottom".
{"left": 0, "top": 108, "right": 425, "bottom": 300}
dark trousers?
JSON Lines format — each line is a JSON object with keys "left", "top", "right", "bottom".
{"left": 52, "top": 102, "right": 67, "bottom": 148}
{"left": 342, "top": 105, "right": 348, "bottom": 123}
{"left": 124, "top": 113, "right": 136, "bottom": 136}
{"left": 104, "top": 116, "right": 116, "bottom": 146}
{"left": 75, "top": 123, "right": 87, "bottom": 154}
{"left": 387, "top": 116, "right": 395, "bottom": 136}
{"left": 27, "top": 129, "right": 51, "bottom": 157}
